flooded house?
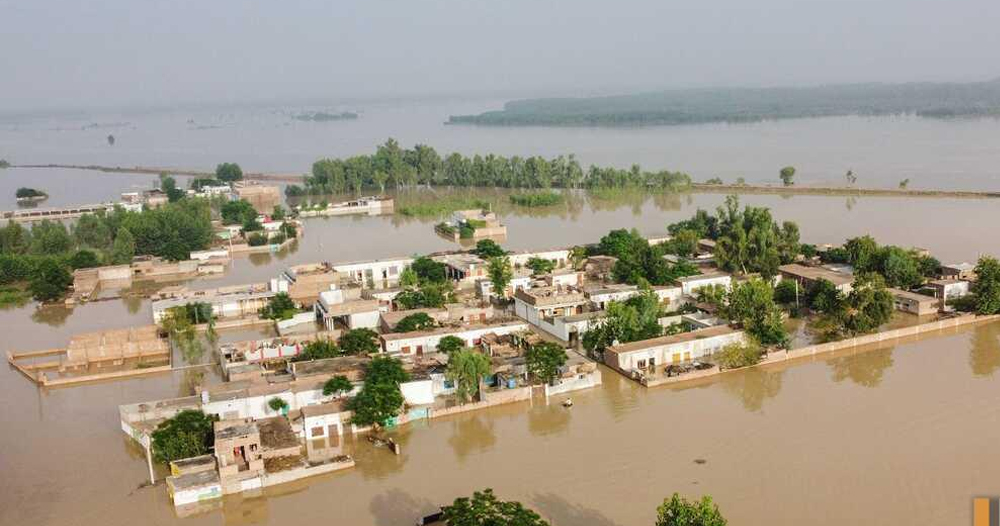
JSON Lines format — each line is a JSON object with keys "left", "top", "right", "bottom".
{"left": 603, "top": 325, "right": 746, "bottom": 379}
{"left": 380, "top": 320, "right": 530, "bottom": 355}
{"left": 778, "top": 263, "right": 854, "bottom": 294}
{"left": 888, "top": 288, "right": 939, "bottom": 316}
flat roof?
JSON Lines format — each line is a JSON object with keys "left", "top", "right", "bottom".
{"left": 889, "top": 288, "right": 938, "bottom": 304}
{"left": 300, "top": 400, "right": 349, "bottom": 417}
{"left": 562, "top": 310, "right": 607, "bottom": 323}
{"left": 929, "top": 279, "right": 967, "bottom": 286}
{"left": 514, "top": 286, "right": 586, "bottom": 306}
{"left": 778, "top": 264, "right": 853, "bottom": 286}
{"left": 676, "top": 271, "right": 730, "bottom": 282}
{"left": 943, "top": 262, "right": 975, "bottom": 271}
{"left": 319, "top": 299, "right": 380, "bottom": 316}
{"left": 381, "top": 321, "right": 527, "bottom": 341}
{"left": 168, "top": 469, "right": 220, "bottom": 491}
{"left": 606, "top": 325, "right": 739, "bottom": 355}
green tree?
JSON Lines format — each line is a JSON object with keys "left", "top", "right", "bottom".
{"left": 779, "top": 166, "right": 796, "bottom": 186}
{"left": 838, "top": 272, "right": 894, "bottom": 335}
{"left": 0, "top": 221, "right": 31, "bottom": 254}
{"left": 215, "top": 162, "right": 243, "bottom": 182}
{"left": 446, "top": 348, "right": 492, "bottom": 403}
{"left": 844, "top": 235, "right": 879, "bottom": 272}
{"left": 323, "top": 375, "right": 354, "bottom": 397}
{"left": 259, "top": 292, "right": 297, "bottom": 320}
{"left": 715, "top": 341, "right": 764, "bottom": 369}
{"left": 399, "top": 267, "right": 419, "bottom": 288}
{"left": 525, "top": 341, "right": 568, "bottom": 384}
{"left": 656, "top": 493, "right": 727, "bottom": 526}
{"left": 29, "top": 220, "right": 73, "bottom": 255}
{"left": 878, "top": 246, "right": 923, "bottom": 289}
{"left": 394, "top": 312, "right": 437, "bottom": 332}
{"left": 338, "top": 328, "right": 380, "bottom": 355}
{"left": 437, "top": 335, "right": 466, "bottom": 354}
{"left": 441, "top": 489, "right": 551, "bottom": 526}
{"left": 69, "top": 249, "right": 101, "bottom": 269}
{"left": 220, "top": 199, "right": 257, "bottom": 226}
{"left": 29, "top": 259, "right": 72, "bottom": 301}
{"left": 487, "top": 256, "right": 513, "bottom": 298}
{"left": 663, "top": 229, "right": 700, "bottom": 258}
{"left": 973, "top": 256, "right": 1000, "bottom": 315}
{"left": 271, "top": 205, "right": 286, "bottom": 220}
{"left": 348, "top": 355, "right": 409, "bottom": 428}
{"left": 725, "top": 278, "right": 788, "bottom": 347}
{"left": 150, "top": 410, "right": 216, "bottom": 464}
{"left": 410, "top": 255, "right": 447, "bottom": 283}
{"left": 268, "top": 397, "right": 289, "bottom": 413}
{"left": 473, "top": 239, "right": 506, "bottom": 258}
{"left": 526, "top": 257, "right": 556, "bottom": 276}
{"left": 73, "top": 213, "right": 112, "bottom": 250}
{"left": 808, "top": 279, "right": 842, "bottom": 314}
{"left": 293, "top": 339, "right": 341, "bottom": 361}
{"left": 110, "top": 227, "right": 136, "bottom": 265}
{"left": 773, "top": 279, "right": 798, "bottom": 305}
{"left": 159, "top": 174, "right": 185, "bottom": 202}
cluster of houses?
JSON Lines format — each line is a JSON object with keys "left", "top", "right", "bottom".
{"left": 119, "top": 181, "right": 281, "bottom": 213}
{"left": 112, "top": 229, "right": 986, "bottom": 507}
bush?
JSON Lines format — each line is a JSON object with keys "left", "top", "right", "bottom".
{"left": 268, "top": 397, "right": 289, "bottom": 412}
{"left": 293, "top": 339, "right": 341, "bottom": 361}
{"left": 715, "top": 341, "right": 764, "bottom": 370}
{"left": 151, "top": 410, "right": 216, "bottom": 464}
{"left": 29, "top": 259, "right": 72, "bottom": 302}
{"left": 323, "top": 375, "right": 353, "bottom": 397}
{"left": 509, "top": 192, "right": 563, "bottom": 207}
{"left": 69, "top": 250, "right": 101, "bottom": 269}
{"left": 394, "top": 312, "right": 437, "bottom": 332}
{"left": 247, "top": 232, "right": 269, "bottom": 246}
{"left": 215, "top": 162, "right": 243, "bottom": 182}
{"left": 338, "top": 328, "right": 380, "bottom": 355}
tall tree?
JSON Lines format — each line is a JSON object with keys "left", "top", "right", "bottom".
{"left": 779, "top": 166, "right": 796, "bottom": 186}
{"left": 442, "top": 489, "right": 550, "bottom": 526}
{"left": 488, "top": 256, "right": 513, "bottom": 298}
{"left": 656, "top": 493, "right": 727, "bottom": 526}
{"left": 525, "top": 341, "right": 568, "bottom": 384}
{"left": 446, "top": 348, "right": 492, "bottom": 402}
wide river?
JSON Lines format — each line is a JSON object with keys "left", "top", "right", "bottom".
{"left": 1, "top": 100, "right": 999, "bottom": 525}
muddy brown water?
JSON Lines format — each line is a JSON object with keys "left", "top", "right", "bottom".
{"left": 2, "top": 193, "right": 1000, "bottom": 526}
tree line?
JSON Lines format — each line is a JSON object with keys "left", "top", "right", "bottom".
{"left": 286, "top": 139, "right": 692, "bottom": 195}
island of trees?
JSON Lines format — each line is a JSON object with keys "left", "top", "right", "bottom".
{"left": 293, "top": 111, "right": 359, "bottom": 122}
{"left": 285, "top": 139, "right": 691, "bottom": 195}
{"left": 15, "top": 187, "right": 48, "bottom": 202}
{"left": 448, "top": 78, "right": 1000, "bottom": 127}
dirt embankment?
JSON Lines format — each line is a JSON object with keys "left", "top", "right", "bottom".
{"left": 12, "top": 163, "right": 1000, "bottom": 199}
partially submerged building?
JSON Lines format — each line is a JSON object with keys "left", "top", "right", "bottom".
{"left": 778, "top": 263, "right": 854, "bottom": 294}
{"left": 380, "top": 321, "right": 530, "bottom": 355}
{"left": 888, "top": 288, "right": 939, "bottom": 316}
{"left": 151, "top": 283, "right": 277, "bottom": 323}
{"left": 604, "top": 325, "right": 745, "bottom": 378}
{"left": 315, "top": 294, "right": 383, "bottom": 331}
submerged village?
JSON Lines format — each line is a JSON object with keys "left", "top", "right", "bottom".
{"left": 3, "top": 160, "right": 1000, "bottom": 518}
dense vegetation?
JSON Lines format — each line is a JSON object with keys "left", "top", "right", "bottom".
{"left": 509, "top": 191, "right": 564, "bottom": 207}
{"left": 445, "top": 348, "right": 492, "bottom": 402}
{"left": 822, "top": 235, "right": 939, "bottom": 289}
{"left": 347, "top": 355, "right": 410, "bottom": 428}
{"left": 668, "top": 195, "right": 800, "bottom": 278}
{"left": 150, "top": 410, "right": 216, "bottom": 464}
{"left": 293, "top": 111, "right": 358, "bottom": 122}
{"left": 441, "top": 489, "right": 551, "bottom": 526}
{"left": 596, "top": 229, "right": 699, "bottom": 286}
{"left": 583, "top": 290, "right": 664, "bottom": 354}
{"left": 286, "top": 139, "right": 691, "bottom": 195}
{"left": 525, "top": 341, "right": 568, "bottom": 384}
{"left": 449, "top": 79, "right": 1000, "bottom": 126}
{"left": 15, "top": 187, "right": 47, "bottom": 200}
{"left": 0, "top": 198, "right": 214, "bottom": 302}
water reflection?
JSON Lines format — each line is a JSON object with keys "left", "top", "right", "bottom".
{"left": 828, "top": 347, "right": 895, "bottom": 388}
{"left": 30, "top": 305, "right": 72, "bottom": 326}
{"left": 527, "top": 400, "right": 572, "bottom": 436}
{"left": 532, "top": 492, "right": 624, "bottom": 526}
{"left": 121, "top": 295, "right": 143, "bottom": 315}
{"left": 719, "top": 367, "right": 784, "bottom": 412}
{"left": 369, "top": 488, "right": 437, "bottom": 526}
{"left": 969, "top": 322, "right": 1000, "bottom": 377}
{"left": 447, "top": 415, "right": 497, "bottom": 462}
{"left": 355, "top": 427, "right": 412, "bottom": 480}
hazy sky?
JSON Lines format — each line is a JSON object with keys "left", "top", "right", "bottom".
{"left": 2, "top": 0, "right": 998, "bottom": 111}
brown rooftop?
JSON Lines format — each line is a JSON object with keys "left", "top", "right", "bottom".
{"left": 606, "top": 325, "right": 738, "bottom": 355}
{"left": 778, "top": 264, "right": 853, "bottom": 286}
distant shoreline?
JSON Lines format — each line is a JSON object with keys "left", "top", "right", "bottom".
{"left": 10, "top": 163, "right": 1000, "bottom": 200}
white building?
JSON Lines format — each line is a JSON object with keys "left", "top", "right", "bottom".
{"left": 676, "top": 272, "right": 732, "bottom": 296}
{"left": 513, "top": 286, "right": 589, "bottom": 327}
{"left": 604, "top": 325, "right": 745, "bottom": 374}
{"left": 380, "top": 321, "right": 529, "bottom": 355}
{"left": 333, "top": 257, "right": 413, "bottom": 287}
{"left": 315, "top": 293, "right": 383, "bottom": 331}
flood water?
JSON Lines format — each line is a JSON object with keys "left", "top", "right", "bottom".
{"left": 2, "top": 100, "right": 1000, "bottom": 525}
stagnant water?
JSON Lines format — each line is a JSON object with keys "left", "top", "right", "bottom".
{"left": 2, "top": 101, "right": 1000, "bottom": 524}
